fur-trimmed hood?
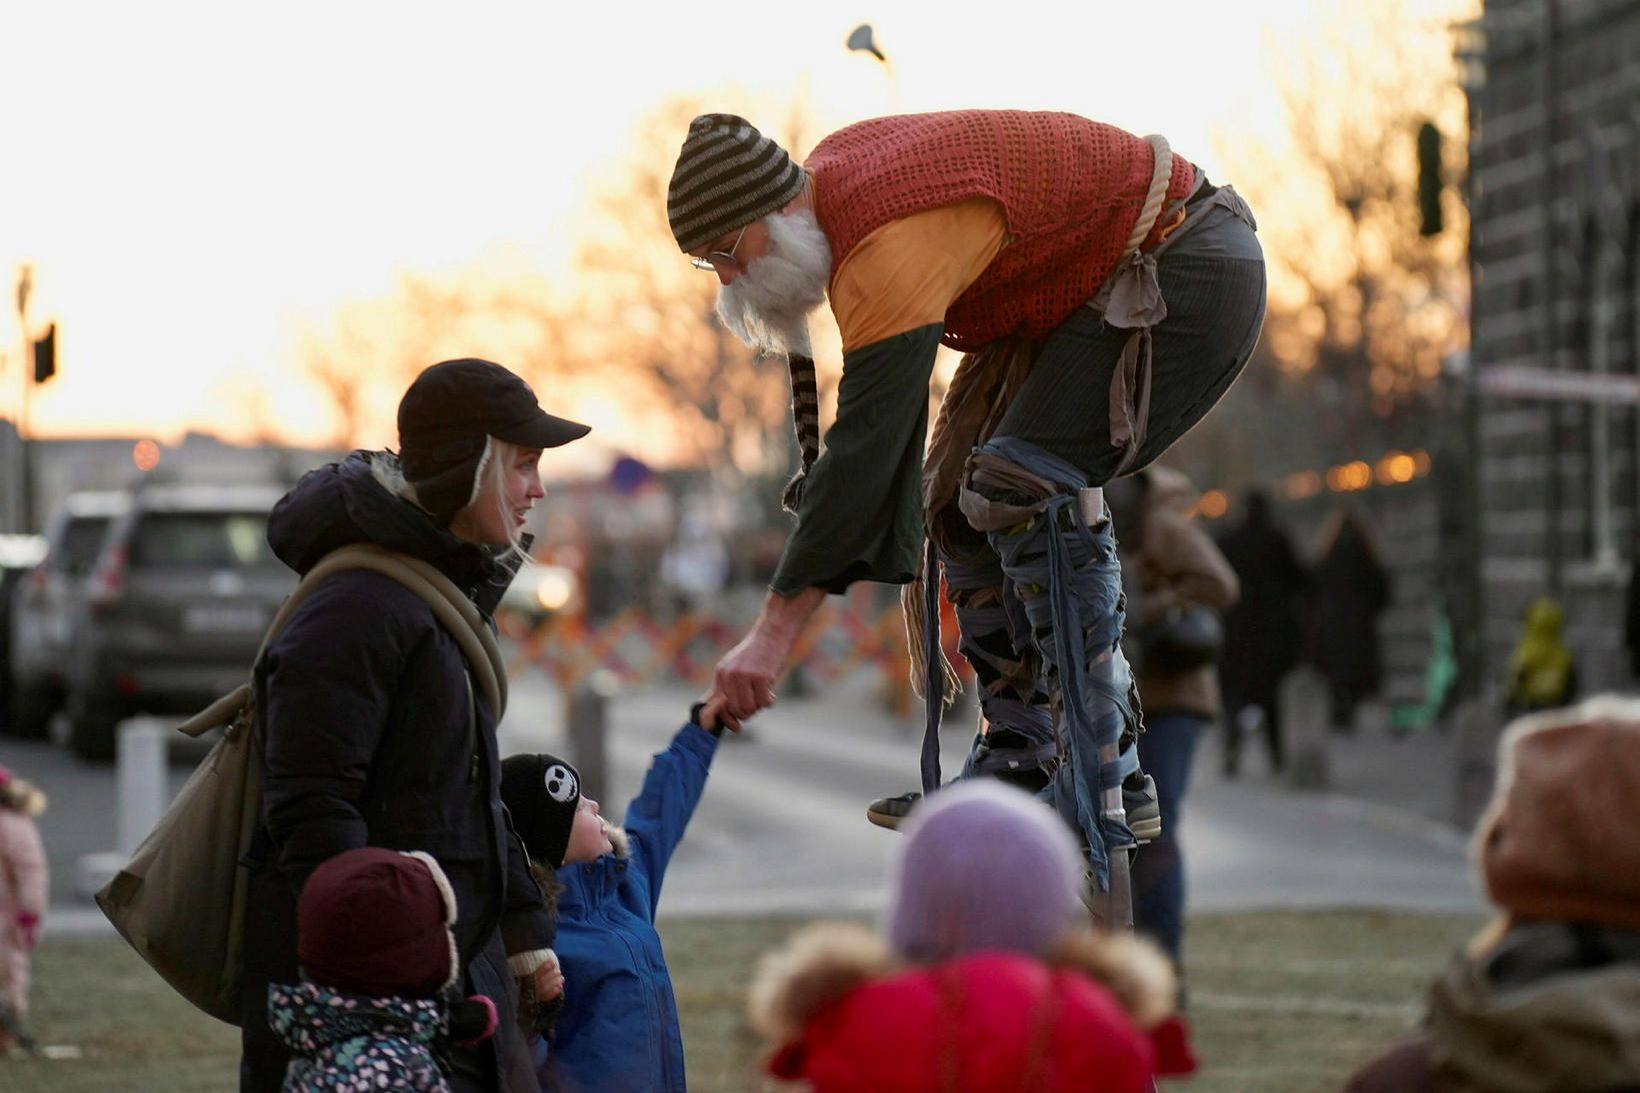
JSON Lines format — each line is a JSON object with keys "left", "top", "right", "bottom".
{"left": 748, "top": 922, "right": 1177, "bottom": 1044}
{"left": 747, "top": 923, "right": 1189, "bottom": 1090}
{"left": 268, "top": 450, "right": 518, "bottom": 613}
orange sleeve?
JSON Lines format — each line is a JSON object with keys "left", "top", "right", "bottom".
{"left": 829, "top": 198, "right": 1009, "bottom": 354}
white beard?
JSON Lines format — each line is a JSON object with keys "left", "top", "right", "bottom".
{"left": 715, "top": 208, "right": 832, "bottom": 357}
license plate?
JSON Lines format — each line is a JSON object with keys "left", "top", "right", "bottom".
{"left": 183, "top": 605, "right": 266, "bottom": 634}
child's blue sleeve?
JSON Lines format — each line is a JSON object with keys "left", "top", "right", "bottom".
{"left": 622, "top": 720, "right": 719, "bottom": 917}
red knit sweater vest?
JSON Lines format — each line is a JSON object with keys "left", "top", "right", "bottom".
{"left": 807, "top": 110, "right": 1196, "bottom": 351}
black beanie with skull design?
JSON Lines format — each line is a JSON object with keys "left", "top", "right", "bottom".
{"left": 500, "top": 752, "right": 583, "bottom": 870}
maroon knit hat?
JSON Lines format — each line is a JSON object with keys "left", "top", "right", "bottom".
{"left": 297, "top": 848, "right": 459, "bottom": 998}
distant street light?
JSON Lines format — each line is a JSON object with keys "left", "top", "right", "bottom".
{"left": 845, "top": 22, "right": 898, "bottom": 109}
{"left": 846, "top": 23, "right": 886, "bottom": 63}
{"left": 12, "top": 265, "right": 34, "bottom": 532}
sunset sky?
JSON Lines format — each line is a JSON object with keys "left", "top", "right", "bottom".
{"left": 0, "top": 0, "right": 1469, "bottom": 468}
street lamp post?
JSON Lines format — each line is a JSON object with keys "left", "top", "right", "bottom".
{"left": 13, "top": 266, "right": 32, "bottom": 533}
{"left": 845, "top": 23, "right": 899, "bottom": 110}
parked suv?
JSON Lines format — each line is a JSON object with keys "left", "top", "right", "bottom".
{"left": 7, "top": 491, "right": 129, "bottom": 738}
{"left": 64, "top": 483, "right": 293, "bottom": 760}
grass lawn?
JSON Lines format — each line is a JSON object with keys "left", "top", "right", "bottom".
{"left": 6, "top": 909, "right": 1481, "bottom": 1091}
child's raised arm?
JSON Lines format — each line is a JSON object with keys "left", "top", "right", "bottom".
{"left": 619, "top": 705, "right": 724, "bottom": 916}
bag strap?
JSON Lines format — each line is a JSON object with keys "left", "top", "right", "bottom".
{"left": 301, "top": 544, "right": 506, "bottom": 720}
{"left": 177, "top": 543, "right": 505, "bottom": 739}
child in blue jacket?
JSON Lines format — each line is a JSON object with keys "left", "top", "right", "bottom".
{"left": 500, "top": 704, "right": 724, "bottom": 1093}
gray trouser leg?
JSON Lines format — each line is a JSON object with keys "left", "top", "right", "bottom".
{"left": 959, "top": 438, "right": 1144, "bottom": 897}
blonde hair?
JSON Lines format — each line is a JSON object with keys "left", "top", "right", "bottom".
{"left": 467, "top": 437, "right": 534, "bottom": 567}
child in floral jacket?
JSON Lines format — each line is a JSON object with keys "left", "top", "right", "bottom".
{"left": 269, "top": 847, "right": 515, "bottom": 1092}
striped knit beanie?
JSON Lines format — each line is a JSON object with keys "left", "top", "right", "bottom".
{"left": 668, "top": 114, "right": 806, "bottom": 253}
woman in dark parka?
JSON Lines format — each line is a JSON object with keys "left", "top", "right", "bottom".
{"left": 238, "top": 359, "right": 588, "bottom": 1092}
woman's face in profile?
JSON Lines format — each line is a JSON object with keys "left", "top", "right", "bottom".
{"left": 450, "top": 443, "right": 546, "bottom": 546}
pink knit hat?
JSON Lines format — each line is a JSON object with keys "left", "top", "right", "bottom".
{"left": 887, "top": 780, "right": 1084, "bottom": 962}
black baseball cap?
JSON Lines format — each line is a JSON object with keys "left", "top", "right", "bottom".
{"left": 399, "top": 358, "right": 590, "bottom": 454}
{"left": 398, "top": 359, "right": 590, "bottom": 523}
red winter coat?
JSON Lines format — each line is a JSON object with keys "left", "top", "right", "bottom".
{"left": 749, "top": 924, "right": 1182, "bottom": 1093}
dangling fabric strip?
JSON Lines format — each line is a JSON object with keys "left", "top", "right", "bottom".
{"left": 919, "top": 537, "right": 944, "bottom": 794}
{"left": 903, "top": 338, "right": 1036, "bottom": 791}
{"left": 780, "top": 352, "right": 821, "bottom": 514}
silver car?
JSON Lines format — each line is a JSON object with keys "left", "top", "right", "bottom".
{"left": 8, "top": 491, "right": 129, "bottom": 738}
{"left": 64, "top": 483, "right": 294, "bottom": 760}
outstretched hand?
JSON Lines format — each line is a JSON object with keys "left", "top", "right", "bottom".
{"left": 710, "top": 628, "right": 788, "bottom": 731}
{"left": 705, "top": 587, "right": 825, "bottom": 732}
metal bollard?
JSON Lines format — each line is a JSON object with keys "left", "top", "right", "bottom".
{"left": 77, "top": 716, "right": 170, "bottom": 899}
{"left": 1282, "top": 666, "right": 1332, "bottom": 791}
{"left": 117, "top": 717, "right": 170, "bottom": 858}
{"left": 565, "top": 670, "right": 617, "bottom": 806}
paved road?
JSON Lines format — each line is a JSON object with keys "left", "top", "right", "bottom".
{"left": 3, "top": 666, "right": 1482, "bottom": 938}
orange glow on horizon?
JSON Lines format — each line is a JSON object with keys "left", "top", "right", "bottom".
{"left": 4, "top": 0, "right": 1478, "bottom": 456}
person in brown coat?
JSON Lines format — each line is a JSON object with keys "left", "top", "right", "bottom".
{"left": 1121, "top": 467, "right": 1239, "bottom": 982}
{"left": 1345, "top": 696, "right": 1640, "bottom": 1092}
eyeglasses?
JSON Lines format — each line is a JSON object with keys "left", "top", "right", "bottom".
{"left": 690, "top": 224, "right": 749, "bottom": 273}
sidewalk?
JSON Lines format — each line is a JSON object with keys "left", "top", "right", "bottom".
{"left": 502, "top": 675, "right": 1482, "bottom": 917}
{"left": 27, "top": 668, "right": 1484, "bottom": 938}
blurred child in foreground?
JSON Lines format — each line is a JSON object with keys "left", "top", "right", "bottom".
{"left": 747, "top": 780, "right": 1196, "bottom": 1091}
{"left": 1346, "top": 697, "right": 1640, "bottom": 1092}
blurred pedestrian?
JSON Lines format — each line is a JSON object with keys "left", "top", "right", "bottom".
{"left": 1310, "top": 507, "right": 1392, "bottom": 733}
{"left": 1213, "top": 489, "right": 1308, "bottom": 776}
{"left": 0, "top": 764, "right": 46, "bottom": 1055}
{"left": 241, "top": 359, "right": 587, "bottom": 1092}
{"left": 659, "top": 508, "right": 729, "bottom": 617}
{"left": 270, "top": 848, "right": 500, "bottom": 1092}
{"left": 1122, "top": 466, "right": 1239, "bottom": 986}
{"left": 1345, "top": 697, "right": 1640, "bottom": 1092}
{"left": 500, "top": 700, "right": 726, "bottom": 1093}
{"left": 1504, "top": 597, "right": 1578, "bottom": 717}
{"left": 747, "top": 781, "right": 1195, "bottom": 1092}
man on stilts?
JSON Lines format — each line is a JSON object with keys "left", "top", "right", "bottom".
{"left": 669, "top": 109, "right": 1266, "bottom": 923}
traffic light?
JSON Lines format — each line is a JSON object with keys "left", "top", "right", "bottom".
{"left": 1418, "top": 121, "right": 1443, "bottom": 237}
{"left": 33, "top": 323, "right": 55, "bottom": 384}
